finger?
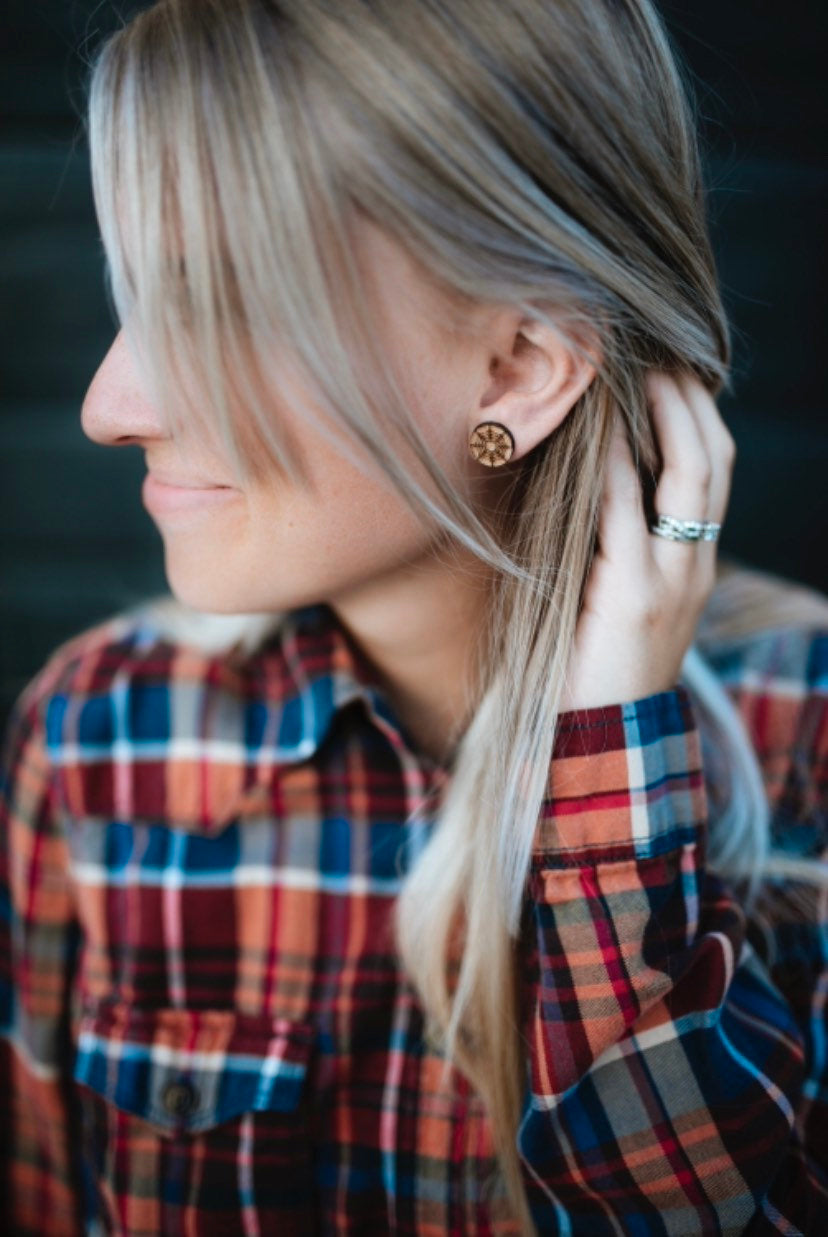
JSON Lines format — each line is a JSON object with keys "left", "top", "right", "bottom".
{"left": 597, "top": 412, "right": 650, "bottom": 569}
{"left": 647, "top": 371, "right": 713, "bottom": 519}
{"left": 646, "top": 371, "right": 715, "bottom": 578}
{"left": 674, "top": 373, "right": 736, "bottom": 526}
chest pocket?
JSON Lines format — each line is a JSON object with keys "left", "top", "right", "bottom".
{"left": 72, "top": 1000, "right": 318, "bottom": 1234}
{"left": 73, "top": 1000, "right": 316, "bottom": 1134}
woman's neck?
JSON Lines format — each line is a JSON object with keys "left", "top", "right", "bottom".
{"left": 329, "top": 542, "right": 494, "bottom": 769}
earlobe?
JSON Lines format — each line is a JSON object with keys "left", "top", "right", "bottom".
{"left": 470, "top": 309, "right": 601, "bottom": 465}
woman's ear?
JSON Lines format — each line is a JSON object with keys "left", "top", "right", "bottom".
{"left": 473, "top": 316, "right": 600, "bottom": 461}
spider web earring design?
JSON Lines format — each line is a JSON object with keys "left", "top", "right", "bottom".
{"left": 468, "top": 421, "right": 515, "bottom": 467}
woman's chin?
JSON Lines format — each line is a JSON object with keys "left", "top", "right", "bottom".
{"left": 160, "top": 548, "right": 254, "bottom": 615}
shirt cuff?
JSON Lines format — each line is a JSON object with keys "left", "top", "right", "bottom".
{"left": 532, "top": 684, "right": 707, "bottom": 865}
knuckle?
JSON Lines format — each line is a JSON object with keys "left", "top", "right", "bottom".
{"left": 634, "top": 592, "right": 664, "bottom": 628}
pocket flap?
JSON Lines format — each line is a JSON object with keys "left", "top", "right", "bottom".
{"left": 73, "top": 1001, "right": 315, "bottom": 1135}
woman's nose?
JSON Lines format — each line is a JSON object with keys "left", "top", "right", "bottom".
{"left": 81, "top": 330, "right": 167, "bottom": 446}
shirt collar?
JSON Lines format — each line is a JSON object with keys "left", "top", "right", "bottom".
{"left": 222, "top": 600, "right": 450, "bottom": 817}
{"left": 260, "top": 600, "right": 402, "bottom": 762}
{"left": 48, "top": 598, "right": 448, "bottom": 833}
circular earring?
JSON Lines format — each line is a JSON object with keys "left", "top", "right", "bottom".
{"left": 468, "top": 421, "right": 515, "bottom": 467}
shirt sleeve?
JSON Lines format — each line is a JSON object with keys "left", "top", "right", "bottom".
{"left": 518, "top": 683, "right": 828, "bottom": 1233}
{"left": 0, "top": 684, "right": 84, "bottom": 1236}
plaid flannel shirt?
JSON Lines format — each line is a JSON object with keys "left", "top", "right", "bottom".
{"left": 1, "top": 584, "right": 827, "bottom": 1235}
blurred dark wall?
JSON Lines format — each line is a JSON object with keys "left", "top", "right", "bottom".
{"left": 1, "top": 1, "right": 826, "bottom": 726}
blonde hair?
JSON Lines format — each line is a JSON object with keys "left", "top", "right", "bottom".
{"left": 85, "top": 2, "right": 828, "bottom": 1229}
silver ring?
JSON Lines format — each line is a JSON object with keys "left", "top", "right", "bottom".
{"left": 649, "top": 514, "right": 721, "bottom": 543}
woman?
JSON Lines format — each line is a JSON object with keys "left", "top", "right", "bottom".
{"left": 2, "top": 0, "right": 827, "bottom": 1232}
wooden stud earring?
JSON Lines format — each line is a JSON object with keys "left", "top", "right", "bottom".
{"left": 468, "top": 420, "right": 515, "bottom": 467}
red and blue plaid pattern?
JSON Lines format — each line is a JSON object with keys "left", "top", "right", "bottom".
{"left": 1, "top": 594, "right": 827, "bottom": 1234}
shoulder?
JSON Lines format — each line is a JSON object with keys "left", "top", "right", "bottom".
{"left": 11, "top": 605, "right": 220, "bottom": 730}
{"left": 3, "top": 611, "right": 143, "bottom": 758}
{"left": 0, "top": 611, "right": 143, "bottom": 823}
{"left": 3, "top": 598, "right": 291, "bottom": 828}
{"left": 10, "top": 596, "right": 287, "bottom": 725}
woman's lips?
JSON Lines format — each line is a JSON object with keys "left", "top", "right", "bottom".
{"left": 142, "top": 473, "right": 241, "bottom": 518}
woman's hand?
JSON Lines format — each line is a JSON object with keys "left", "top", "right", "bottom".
{"left": 560, "top": 371, "right": 736, "bottom": 712}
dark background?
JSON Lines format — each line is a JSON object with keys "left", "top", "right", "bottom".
{"left": 1, "top": 0, "right": 826, "bottom": 728}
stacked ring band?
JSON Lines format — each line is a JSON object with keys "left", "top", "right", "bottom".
{"left": 649, "top": 514, "right": 721, "bottom": 543}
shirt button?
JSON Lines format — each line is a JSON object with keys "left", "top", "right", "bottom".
{"left": 160, "top": 1079, "right": 199, "bottom": 1118}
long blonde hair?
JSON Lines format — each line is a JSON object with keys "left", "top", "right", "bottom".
{"left": 85, "top": 2, "right": 828, "bottom": 1229}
